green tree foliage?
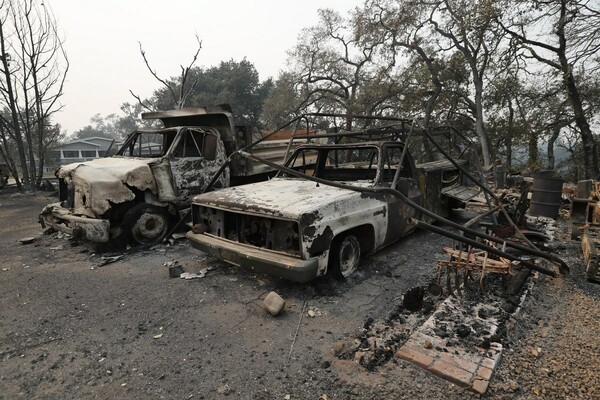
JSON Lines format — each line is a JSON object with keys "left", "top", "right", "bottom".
{"left": 260, "top": 72, "right": 303, "bottom": 129}
{"left": 150, "top": 59, "right": 273, "bottom": 127}
{"left": 73, "top": 114, "right": 121, "bottom": 140}
{"left": 72, "top": 103, "right": 150, "bottom": 141}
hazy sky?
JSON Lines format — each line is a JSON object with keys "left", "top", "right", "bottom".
{"left": 49, "top": 0, "right": 363, "bottom": 134}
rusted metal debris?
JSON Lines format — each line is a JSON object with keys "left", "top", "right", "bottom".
{"left": 412, "top": 218, "right": 563, "bottom": 277}
{"left": 436, "top": 246, "right": 513, "bottom": 294}
{"left": 567, "top": 179, "right": 600, "bottom": 283}
{"left": 581, "top": 227, "right": 600, "bottom": 283}
{"left": 439, "top": 247, "right": 512, "bottom": 275}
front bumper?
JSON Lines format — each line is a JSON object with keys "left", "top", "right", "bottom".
{"left": 186, "top": 231, "right": 319, "bottom": 283}
{"left": 39, "top": 203, "right": 110, "bottom": 242}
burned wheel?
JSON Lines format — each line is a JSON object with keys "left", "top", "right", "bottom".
{"left": 123, "top": 204, "right": 170, "bottom": 245}
{"left": 331, "top": 234, "right": 361, "bottom": 279}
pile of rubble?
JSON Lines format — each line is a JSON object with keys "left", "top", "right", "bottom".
{"left": 332, "top": 172, "right": 586, "bottom": 394}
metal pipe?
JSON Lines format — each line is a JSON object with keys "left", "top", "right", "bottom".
{"left": 464, "top": 206, "right": 501, "bottom": 228}
{"left": 202, "top": 156, "right": 234, "bottom": 193}
{"left": 392, "top": 121, "right": 415, "bottom": 189}
{"left": 305, "top": 112, "right": 412, "bottom": 123}
{"left": 282, "top": 119, "right": 301, "bottom": 165}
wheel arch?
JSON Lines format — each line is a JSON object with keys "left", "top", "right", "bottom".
{"left": 327, "top": 223, "right": 375, "bottom": 268}
{"left": 325, "top": 224, "right": 375, "bottom": 279}
{"left": 335, "top": 224, "right": 376, "bottom": 255}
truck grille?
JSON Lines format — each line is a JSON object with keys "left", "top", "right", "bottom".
{"left": 193, "top": 205, "right": 301, "bottom": 255}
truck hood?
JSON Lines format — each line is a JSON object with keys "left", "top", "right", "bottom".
{"left": 192, "top": 177, "right": 372, "bottom": 220}
{"left": 57, "top": 157, "right": 159, "bottom": 216}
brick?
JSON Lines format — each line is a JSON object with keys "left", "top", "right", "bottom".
{"left": 396, "top": 346, "right": 435, "bottom": 368}
{"left": 437, "top": 351, "right": 478, "bottom": 374}
{"left": 480, "top": 356, "right": 498, "bottom": 370}
{"left": 488, "top": 342, "right": 503, "bottom": 352}
{"left": 476, "top": 366, "right": 494, "bottom": 381}
{"left": 471, "top": 377, "right": 490, "bottom": 394}
{"left": 412, "top": 331, "right": 444, "bottom": 348}
{"left": 460, "top": 351, "right": 485, "bottom": 367}
{"left": 430, "top": 360, "right": 474, "bottom": 386}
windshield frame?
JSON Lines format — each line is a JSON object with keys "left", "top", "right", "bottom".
{"left": 282, "top": 143, "right": 382, "bottom": 184}
{"left": 116, "top": 128, "right": 179, "bottom": 158}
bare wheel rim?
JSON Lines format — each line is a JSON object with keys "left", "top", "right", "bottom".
{"left": 132, "top": 212, "right": 167, "bottom": 244}
{"left": 338, "top": 235, "right": 360, "bottom": 278}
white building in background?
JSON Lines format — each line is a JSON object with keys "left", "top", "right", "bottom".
{"left": 55, "top": 137, "right": 122, "bottom": 165}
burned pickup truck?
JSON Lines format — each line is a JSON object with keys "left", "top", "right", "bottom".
{"left": 187, "top": 133, "right": 477, "bottom": 282}
{"left": 40, "top": 105, "right": 293, "bottom": 245}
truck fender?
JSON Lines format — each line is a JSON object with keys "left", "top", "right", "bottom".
{"left": 326, "top": 224, "right": 375, "bottom": 277}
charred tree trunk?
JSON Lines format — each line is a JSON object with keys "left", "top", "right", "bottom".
{"left": 33, "top": 70, "right": 45, "bottom": 187}
{"left": 563, "top": 71, "right": 598, "bottom": 178}
{"left": 556, "top": 1, "right": 598, "bottom": 179}
{"left": 418, "top": 45, "right": 442, "bottom": 162}
{"left": 547, "top": 126, "right": 561, "bottom": 170}
{"left": 21, "top": 91, "right": 37, "bottom": 185}
{"left": 474, "top": 77, "right": 492, "bottom": 166}
{"left": 0, "top": 19, "right": 30, "bottom": 187}
{"left": 528, "top": 131, "right": 539, "bottom": 169}
{"left": 0, "top": 122, "right": 22, "bottom": 190}
{"left": 422, "top": 92, "right": 439, "bottom": 162}
{"left": 345, "top": 114, "right": 353, "bottom": 132}
{"left": 506, "top": 101, "right": 515, "bottom": 170}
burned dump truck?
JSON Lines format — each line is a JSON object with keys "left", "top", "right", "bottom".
{"left": 39, "top": 105, "right": 294, "bottom": 245}
{"left": 186, "top": 121, "right": 479, "bottom": 283}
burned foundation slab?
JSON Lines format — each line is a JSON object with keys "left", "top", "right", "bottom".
{"left": 395, "top": 293, "right": 504, "bottom": 394}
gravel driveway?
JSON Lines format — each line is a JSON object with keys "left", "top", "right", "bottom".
{"left": 0, "top": 189, "right": 598, "bottom": 399}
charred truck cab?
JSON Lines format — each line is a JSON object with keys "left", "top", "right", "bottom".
{"left": 187, "top": 140, "right": 475, "bottom": 282}
{"left": 40, "top": 105, "right": 291, "bottom": 244}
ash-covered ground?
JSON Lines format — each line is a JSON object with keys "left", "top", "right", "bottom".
{"left": 0, "top": 189, "right": 598, "bottom": 399}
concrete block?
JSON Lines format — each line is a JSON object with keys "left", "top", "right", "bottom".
{"left": 263, "top": 291, "right": 285, "bottom": 316}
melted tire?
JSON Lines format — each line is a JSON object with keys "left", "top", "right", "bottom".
{"left": 122, "top": 203, "right": 170, "bottom": 245}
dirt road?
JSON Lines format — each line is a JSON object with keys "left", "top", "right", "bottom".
{"left": 0, "top": 189, "right": 598, "bottom": 399}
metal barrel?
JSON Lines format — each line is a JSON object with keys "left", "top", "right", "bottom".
{"left": 529, "top": 176, "right": 564, "bottom": 219}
